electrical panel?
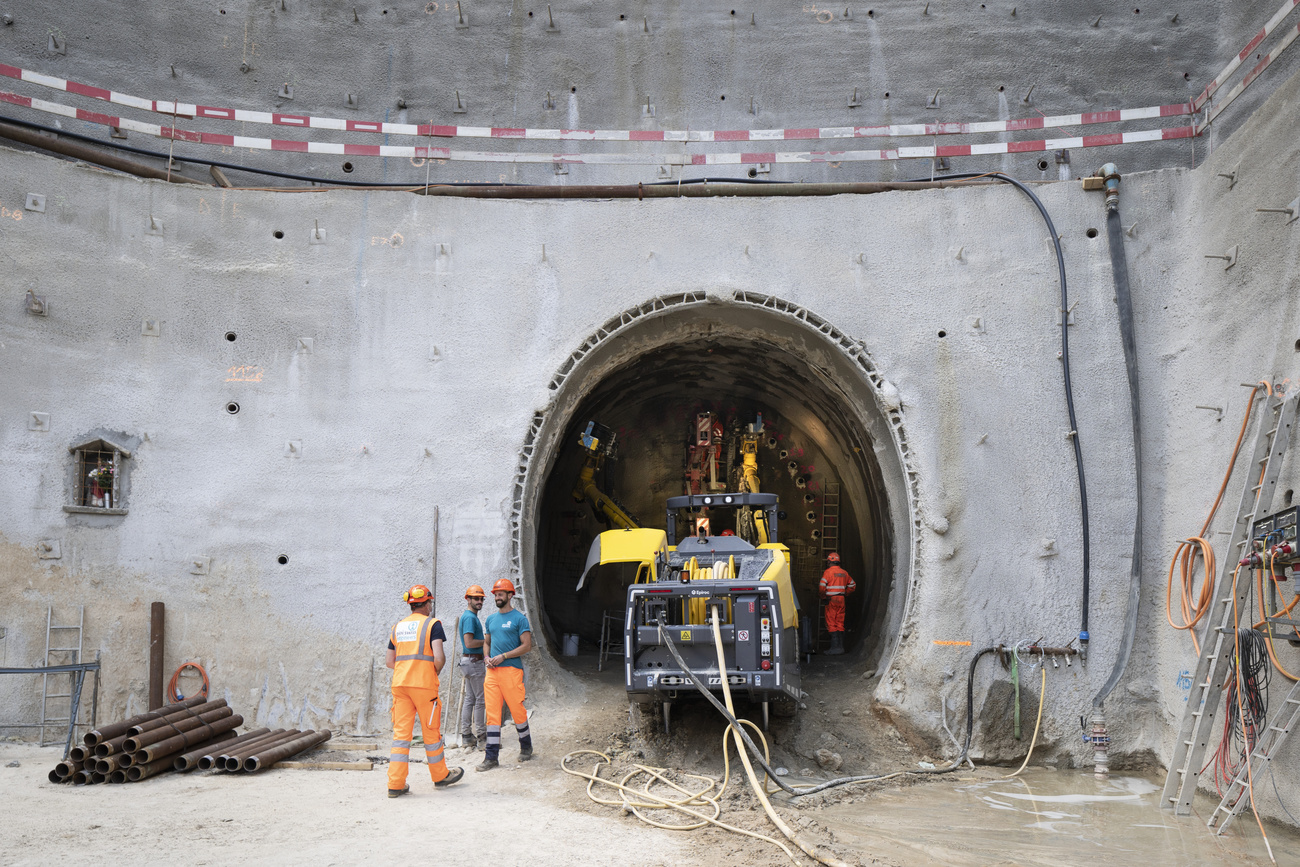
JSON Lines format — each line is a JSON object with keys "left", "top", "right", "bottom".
{"left": 1248, "top": 505, "right": 1299, "bottom": 576}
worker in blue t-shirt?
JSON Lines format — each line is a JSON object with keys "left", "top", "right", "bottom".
{"left": 476, "top": 578, "right": 534, "bottom": 771}
{"left": 457, "top": 585, "right": 488, "bottom": 749}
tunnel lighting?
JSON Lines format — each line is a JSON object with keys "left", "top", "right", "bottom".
{"left": 703, "top": 496, "right": 713, "bottom": 505}
{"left": 724, "top": 495, "right": 734, "bottom": 503}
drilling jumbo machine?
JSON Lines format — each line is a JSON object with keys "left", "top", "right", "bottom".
{"left": 573, "top": 416, "right": 804, "bottom": 733}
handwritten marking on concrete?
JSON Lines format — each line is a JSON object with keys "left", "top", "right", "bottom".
{"left": 371, "top": 232, "right": 405, "bottom": 248}
{"left": 933, "top": 640, "right": 973, "bottom": 646}
{"left": 226, "top": 365, "right": 264, "bottom": 382}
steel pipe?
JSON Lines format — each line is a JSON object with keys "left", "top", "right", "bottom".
{"left": 407, "top": 180, "right": 996, "bottom": 199}
{"left": 95, "top": 753, "right": 132, "bottom": 774}
{"left": 244, "top": 729, "right": 332, "bottom": 772}
{"left": 47, "top": 768, "right": 64, "bottom": 783}
{"left": 149, "top": 603, "right": 164, "bottom": 710}
{"left": 108, "top": 769, "right": 128, "bottom": 783}
{"left": 221, "top": 730, "right": 303, "bottom": 770}
{"left": 173, "top": 729, "right": 243, "bottom": 771}
{"left": 89, "top": 771, "right": 106, "bottom": 784}
{"left": 127, "top": 699, "right": 228, "bottom": 736}
{"left": 83, "top": 695, "right": 207, "bottom": 746}
{"left": 67, "top": 745, "right": 90, "bottom": 763}
{"left": 54, "top": 758, "right": 85, "bottom": 778}
{"left": 94, "top": 732, "right": 131, "bottom": 758}
{"left": 135, "top": 713, "right": 243, "bottom": 764}
{"left": 123, "top": 706, "right": 232, "bottom": 753}
{"left": 198, "top": 728, "right": 287, "bottom": 770}
{"left": 0, "top": 120, "right": 210, "bottom": 186}
{"left": 126, "top": 752, "right": 180, "bottom": 782}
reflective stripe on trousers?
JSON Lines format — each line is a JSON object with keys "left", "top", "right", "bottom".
{"left": 389, "top": 684, "right": 451, "bottom": 789}
{"left": 484, "top": 666, "right": 532, "bottom": 761}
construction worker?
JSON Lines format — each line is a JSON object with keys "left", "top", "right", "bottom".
{"left": 457, "top": 585, "right": 488, "bottom": 749}
{"left": 384, "top": 584, "right": 465, "bottom": 797}
{"left": 819, "top": 553, "right": 856, "bottom": 656}
{"left": 477, "top": 578, "right": 533, "bottom": 771}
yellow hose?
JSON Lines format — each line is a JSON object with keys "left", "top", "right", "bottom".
{"left": 1002, "top": 666, "right": 1046, "bottom": 779}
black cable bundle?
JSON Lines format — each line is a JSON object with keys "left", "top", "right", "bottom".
{"left": 1209, "top": 628, "right": 1271, "bottom": 794}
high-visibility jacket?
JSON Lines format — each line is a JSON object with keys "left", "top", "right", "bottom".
{"left": 390, "top": 613, "right": 443, "bottom": 690}
{"left": 819, "top": 565, "right": 857, "bottom": 598}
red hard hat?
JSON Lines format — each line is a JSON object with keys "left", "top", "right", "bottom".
{"left": 465, "top": 584, "right": 486, "bottom": 599}
{"left": 827, "top": 552, "right": 840, "bottom": 563}
{"left": 492, "top": 578, "right": 516, "bottom": 595}
{"left": 403, "top": 584, "right": 433, "bottom": 604}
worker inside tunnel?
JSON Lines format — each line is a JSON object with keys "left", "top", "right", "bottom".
{"left": 526, "top": 300, "right": 908, "bottom": 669}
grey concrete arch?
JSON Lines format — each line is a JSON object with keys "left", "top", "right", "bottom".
{"left": 511, "top": 290, "right": 920, "bottom": 673}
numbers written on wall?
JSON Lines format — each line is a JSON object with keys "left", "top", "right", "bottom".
{"left": 0, "top": 199, "right": 25, "bottom": 221}
{"left": 1176, "top": 670, "right": 1192, "bottom": 702}
{"left": 226, "top": 365, "right": 265, "bottom": 383}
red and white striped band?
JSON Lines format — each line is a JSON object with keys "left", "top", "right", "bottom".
{"left": 0, "top": 87, "right": 1197, "bottom": 165}
{"left": 1192, "top": 0, "right": 1300, "bottom": 111}
{"left": 1198, "top": 20, "right": 1300, "bottom": 132}
{"left": 0, "top": 61, "right": 1190, "bottom": 143}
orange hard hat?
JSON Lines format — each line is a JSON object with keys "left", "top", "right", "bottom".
{"left": 403, "top": 584, "right": 433, "bottom": 604}
{"left": 827, "top": 552, "right": 840, "bottom": 563}
{"left": 465, "top": 584, "right": 486, "bottom": 599}
{"left": 492, "top": 578, "right": 516, "bottom": 595}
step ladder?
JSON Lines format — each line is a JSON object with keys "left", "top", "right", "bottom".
{"left": 1207, "top": 674, "right": 1300, "bottom": 833}
{"left": 39, "top": 606, "right": 84, "bottom": 747}
{"left": 1161, "top": 390, "right": 1298, "bottom": 815}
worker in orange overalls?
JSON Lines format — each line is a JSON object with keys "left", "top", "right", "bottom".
{"left": 819, "top": 553, "right": 856, "bottom": 656}
{"left": 384, "top": 584, "right": 465, "bottom": 797}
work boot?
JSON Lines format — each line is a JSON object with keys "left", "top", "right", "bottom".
{"left": 476, "top": 758, "right": 499, "bottom": 772}
{"left": 826, "top": 633, "right": 845, "bottom": 655}
{"left": 435, "top": 767, "right": 465, "bottom": 788}
{"left": 519, "top": 746, "right": 534, "bottom": 762}
{"left": 387, "top": 785, "right": 410, "bottom": 799}
{"left": 459, "top": 733, "right": 475, "bottom": 749}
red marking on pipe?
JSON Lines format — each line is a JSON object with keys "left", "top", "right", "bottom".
{"left": 76, "top": 108, "right": 120, "bottom": 127}
{"left": 741, "top": 152, "right": 776, "bottom": 163}
{"left": 691, "top": 154, "right": 707, "bottom": 165}
{"left": 343, "top": 143, "right": 382, "bottom": 156}
{"left": 629, "top": 130, "right": 666, "bottom": 141}
{"left": 1162, "top": 126, "right": 1195, "bottom": 140}
{"left": 204, "top": 132, "right": 235, "bottom": 147}
{"left": 714, "top": 129, "right": 751, "bottom": 141}
{"left": 67, "top": 81, "right": 111, "bottom": 101}
{"left": 0, "top": 90, "right": 31, "bottom": 107}
{"left": 783, "top": 128, "right": 820, "bottom": 140}
{"left": 0, "top": 63, "right": 21, "bottom": 79}
{"left": 936, "top": 144, "right": 972, "bottom": 157}
{"left": 430, "top": 125, "right": 459, "bottom": 137}
{"left": 1160, "top": 103, "right": 1192, "bottom": 117}
{"left": 1007, "top": 139, "right": 1048, "bottom": 152}
{"left": 1083, "top": 133, "right": 1124, "bottom": 147}
{"left": 271, "top": 138, "right": 309, "bottom": 152}
{"left": 1082, "top": 110, "right": 1122, "bottom": 125}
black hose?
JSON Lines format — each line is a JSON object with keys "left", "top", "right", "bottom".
{"left": 1093, "top": 192, "right": 1142, "bottom": 707}
{"left": 918, "top": 171, "right": 1091, "bottom": 650}
{"left": 963, "top": 647, "right": 1001, "bottom": 759}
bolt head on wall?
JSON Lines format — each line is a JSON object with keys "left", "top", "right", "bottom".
{"left": 297, "top": 337, "right": 314, "bottom": 353}
{"left": 28, "top": 412, "right": 50, "bottom": 432}
{"left": 189, "top": 556, "right": 212, "bottom": 575}
{"left": 25, "top": 290, "right": 48, "bottom": 316}
{"left": 141, "top": 319, "right": 162, "bottom": 337}
{"left": 37, "top": 539, "right": 62, "bottom": 559}
{"left": 24, "top": 194, "right": 45, "bottom": 213}
{"left": 285, "top": 440, "right": 303, "bottom": 457}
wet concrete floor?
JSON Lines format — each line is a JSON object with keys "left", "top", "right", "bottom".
{"left": 817, "top": 769, "right": 1300, "bottom": 866}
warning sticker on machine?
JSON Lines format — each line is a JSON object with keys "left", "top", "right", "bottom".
{"left": 738, "top": 630, "right": 749, "bottom": 641}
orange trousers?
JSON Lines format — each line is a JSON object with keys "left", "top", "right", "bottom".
{"left": 484, "top": 666, "right": 532, "bottom": 761}
{"left": 389, "top": 684, "right": 450, "bottom": 790}
{"left": 824, "top": 595, "right": 846, "bottom": 633}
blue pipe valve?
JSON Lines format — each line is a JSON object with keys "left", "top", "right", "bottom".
{"left": 1099, "top": 163, "right": 1121, "bottom": 211}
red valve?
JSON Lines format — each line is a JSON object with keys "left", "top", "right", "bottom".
{"left": 761, "top": 660, "right": 772, "bottom": 671}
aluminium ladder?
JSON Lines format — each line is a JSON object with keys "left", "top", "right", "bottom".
{"left": 1162, "top": 390, "right": 1299, "bottom": 814}
{"left": 39, "top": 606, "right": 84, "bottom": 746}
{"left": 1207, "top": 674, "right": 1300, "bottom": 833}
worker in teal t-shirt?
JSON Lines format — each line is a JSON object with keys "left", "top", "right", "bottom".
{"left": 478, "top": 578, "right": 533, "bottom": 771}
{"left": 456, "top": 585, "right": 487, "bottom": 749}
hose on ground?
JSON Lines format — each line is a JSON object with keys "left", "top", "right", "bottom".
{"left": 1003, "top": 666, "right": 1047, "bottom": 779}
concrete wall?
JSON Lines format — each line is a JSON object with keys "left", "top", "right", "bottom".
{"left": 3, "top": 24, "right": 1300, "bottom": 820}
{"left": 0, "top": 1, "right": 1296, "bottom": 185}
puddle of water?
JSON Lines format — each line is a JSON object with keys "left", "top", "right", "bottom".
{"left": 816, "top": 769, "right": 1296, "bottom": 866}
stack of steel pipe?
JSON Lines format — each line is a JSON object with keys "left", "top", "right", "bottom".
{"left": 48, "top": 695, "right": 242, "bottom": 784}
{"left": 237, "top": 729, "right": 332, "bottom": 772}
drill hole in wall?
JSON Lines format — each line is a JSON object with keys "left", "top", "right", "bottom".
{"left": 273, "top": 230, "right": 284, "bottom": 240}
{"left": 225, "top": 401, "right": 240, "bottom": 415}
{"left": 1037, "top": 158, "right": 1049, "bottom": 170}
{"left": 225, "top": 331, "right": 237, "bottom": 342}
{"left": 619, "top": 13, "right": 625, "bottom": 19}
{"left": 1086, "top": 227, "right": 1099, "bottom": 239}
{"left": 748, "top": 168, "right": 758, "bottom": 178}
{"left": 1285, "top": 489, "right": 1295, "bottom": 507}
{"left": 571, "top": 86, "right": 576, "bottom": 93}
{"left": 342, "top": 161, "right": 354, "bottom": 173}
{"left": 277, "top": 554, "right": 289, "bottom": 565}
{"left": 720, "top": 95, "right": 726, "bottom": 100}
{"left": 937, "top": 330, "right": 947, "bottom": 338}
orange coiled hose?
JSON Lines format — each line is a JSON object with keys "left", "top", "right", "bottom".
{"left": 1166, "top": 384, "right": 1264, "bottom": 653}
{"left": 168, "top": 661, "right": 210, "bottom": 702}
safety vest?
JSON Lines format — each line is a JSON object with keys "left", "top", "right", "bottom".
{"left": 819, "top": 566, "right": 857, "bottom": 597}
{"left": 391, "top": 613, "right": 442, "bottom": 690}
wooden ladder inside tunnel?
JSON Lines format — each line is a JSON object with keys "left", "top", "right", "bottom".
{"left": 1207, "top": 674, "right": 1300, "bottom": 834}
{"left": 1161, "top": 390, "right": 1299, "bottom": 815}
{"left": 39, "top": 605, "right": 84, "bottom": 747}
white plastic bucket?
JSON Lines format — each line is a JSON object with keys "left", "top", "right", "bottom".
{"left": 562, "top": 633, "right": 580, "bottom": 657}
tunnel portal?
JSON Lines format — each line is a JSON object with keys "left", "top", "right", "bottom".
{"left": 528, "top": 300, "right": 906, "bottom": 664}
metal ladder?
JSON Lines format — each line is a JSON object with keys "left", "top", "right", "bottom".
{"left": 821, "top": 481, "right": 841, "bottom": 557}
{"left": 1207, "top": 674, "right": 1300, "bottom": 833}
{"left": 39, "top": 606, "right": 84, "bottom": 746}
{"left": 1161, "top": 390, "right": 1298, "bottom": 814}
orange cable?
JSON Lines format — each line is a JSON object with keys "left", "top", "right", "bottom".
{"left": 168, "top": 661, "right": 210, "bottom": 702}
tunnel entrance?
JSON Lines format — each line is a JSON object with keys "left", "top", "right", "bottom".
{"left": 519, "top": 294, "right": 914, "bottom": 670}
